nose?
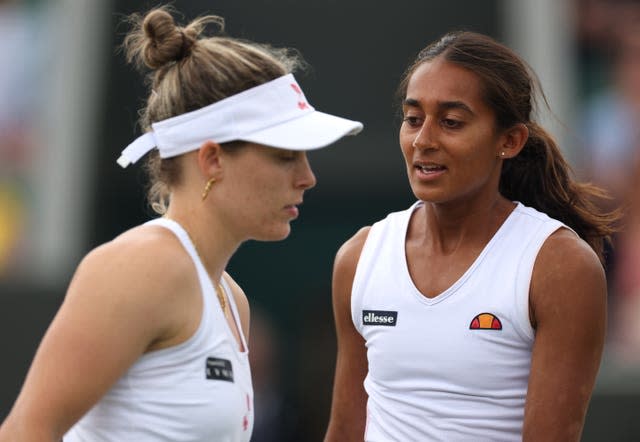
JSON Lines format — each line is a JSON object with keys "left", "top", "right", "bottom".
{"left": 296, "top": 153, "right": 317, "bottom": 190}
{"left": 412, "top": 118, "right": 436, "bottom": 150}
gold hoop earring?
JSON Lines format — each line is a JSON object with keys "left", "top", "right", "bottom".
{"left": 201, "top": 177, "right": 216, "bottom": 201}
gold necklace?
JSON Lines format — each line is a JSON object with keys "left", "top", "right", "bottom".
{"left": 169, "top": 219, "right": 227, "bottom": 312}
{"left": 214, "top": 281, "right": 227, "bottom": 312}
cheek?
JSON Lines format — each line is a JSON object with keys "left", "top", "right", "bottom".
{"left": 455, "top": 149, "right": 491, "bottom": 180}
{"left": 236, "top": 175, "right": 283, "bottom": 216}
{"left": 454, "top": 143, "right": 501, "bottom": 188}
{"left": 220, "top": 174, "right": 268, "bottom": 220}
{"left": 399, "top": 133, "right": 414, "bottom": 161}
{"left": 228, "top": 178, "right": 257, "bottom": 206}
{"left": 456, "top": 129, "right": 500, "bottom": 162}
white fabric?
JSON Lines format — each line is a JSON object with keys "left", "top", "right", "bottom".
{"left": 117, "top": 74, "right": 363, "bottom": 167}
{"left": 64, "top": 218, "right": 253, "bottom": 442}
{"left": 351, "top": 202, "right": 565, "bottom": 442}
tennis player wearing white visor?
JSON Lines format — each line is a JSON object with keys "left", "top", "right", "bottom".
{"left": 0, "top": 5, "right": 361, "bottom": 442}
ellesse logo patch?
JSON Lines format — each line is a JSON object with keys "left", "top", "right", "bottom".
{"left": 469, "top": 313, "right": 502, "bottom": 330}
{"left": 363, "top": 310, "right": 398, "bottom": 326}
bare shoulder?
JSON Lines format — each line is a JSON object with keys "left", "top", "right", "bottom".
{"left": 70, "top": 224, "right": 196, "bottom": 315}
{"left": 530, "top": 227, "right": 606, "bottom": 325}
{"left": 334, "top": 226, "right": 372, "bottom": 271}
{"left": 534, "top": 228, "right": 605, "bottom": 283}
{"left": 332, "top": 226, "right": 372, "bottom": 312}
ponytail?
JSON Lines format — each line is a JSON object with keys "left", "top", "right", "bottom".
{"left": 500, "top": 122, "right": 619, "bottom": 263}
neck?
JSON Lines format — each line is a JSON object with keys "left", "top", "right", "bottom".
{"left": 416, "top": 194, "right": 514, "bottom": 254}
{"left": 164, "top": 200, "right": 240, "bottom": 282}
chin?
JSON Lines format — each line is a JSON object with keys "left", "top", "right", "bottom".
{"left": 411, "top": 189, "right": 441, "bottom": 204}
{"left": 254, "top": 224, "right": 292, "bottom": 242}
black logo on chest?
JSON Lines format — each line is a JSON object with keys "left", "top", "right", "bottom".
{"left": 206, "top": 357, "right": 234, "bottom": 382}
{"left": 363, "top": 310, "right": 398, "bottom": 326}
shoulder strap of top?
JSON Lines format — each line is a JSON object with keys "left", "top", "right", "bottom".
{"left": 145, "top": 218, "right": 199, "bottom": 262}
{"left": 220, "top": 277, "right": 249, "bottom": 352}
{"left": 144, "top": 218, "right": 214, "bottom": 315}
{"left": 146, "top": 218, "right": 248, "bottom": 352}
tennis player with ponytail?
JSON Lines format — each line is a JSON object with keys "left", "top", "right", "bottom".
{"left": 0, "top": 5, "right": 361, "bottom": 441}
{"left": 325, "top": 31, "right": 617, "bottom": 442}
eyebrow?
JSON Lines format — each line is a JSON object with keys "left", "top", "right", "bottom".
{"left": 403, "top": 98, "right": 474, "bottom": 115}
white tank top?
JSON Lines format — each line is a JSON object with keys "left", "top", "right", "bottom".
{"left": 352, "top": 202, "right": 564, "bottom": 442}
{"left": 64, "top": 218, "right": 254, "bottom": 442}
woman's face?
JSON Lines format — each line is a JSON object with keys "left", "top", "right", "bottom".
{"left": 399, "top": 58, "right": 506, "bottom": 206}
{"left": 217, "top": 143, "right": 316, "bottom": 241}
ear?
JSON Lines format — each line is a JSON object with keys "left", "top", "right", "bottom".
{"left": 497, "top": 123, "right": 528, "bottom": 159}
{"left": 197, "top": 140, "right": 223, "bottom": 178}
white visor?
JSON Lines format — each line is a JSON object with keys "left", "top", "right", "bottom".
{"left": 117, "top": 73, "right": 363, "bottom": 168}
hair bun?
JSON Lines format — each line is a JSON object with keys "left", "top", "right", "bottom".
{"left": 141, "top": 9, "right": 191, "bottom": 69}
{"left": 123, "top": 7, "right": 204, "bottom": 71}
{"left": 124, "top": 7, "right": 226, "bottom": 72}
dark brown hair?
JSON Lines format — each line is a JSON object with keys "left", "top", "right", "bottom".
{"left": 122, "top": 6, "right": 304, "bottom": 213}
{"left": 397, "top": 31, "right": 619, "bottom": 263}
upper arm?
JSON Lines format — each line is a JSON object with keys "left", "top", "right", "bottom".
{"left": 325, "top": 227, "right": 371, "bottom": 442}
{"left": 0, "top": 232, "right": 189, "bottom": 440}
{"left": 523, "top": 228, "right": 607, "bottom": 442}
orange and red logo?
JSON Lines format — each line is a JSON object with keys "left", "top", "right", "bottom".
{"left": 469, "top": 313, "right": 502, "bottom": 330}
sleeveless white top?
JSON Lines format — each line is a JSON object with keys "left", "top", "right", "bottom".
{"left": 64, "top": 218, "right": 254, "bottom": 442}
{"left": 352, "top": 202, "right": 564, "bottom": 442}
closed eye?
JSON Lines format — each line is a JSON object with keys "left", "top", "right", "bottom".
{"left": 277, "top": 150, "right": 299, "bottom": 162}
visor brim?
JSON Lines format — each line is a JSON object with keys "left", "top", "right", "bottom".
{"left": 240, "top": 110, "right": 363, "bottom": 151}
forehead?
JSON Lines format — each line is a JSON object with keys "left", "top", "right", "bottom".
{"left": 405, "top": 58, "right": 486, "bottom": 108}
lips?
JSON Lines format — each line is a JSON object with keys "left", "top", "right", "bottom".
{"left": 284, "top": 204, "right": 300, "bottom": 219}
{"left": 285, "top": 200, "right": 303, "bottom": 209}
{"left": 414, "top": 161, "right": 447, "bottom": 173}
{"left": 284, "top": 200, "right": 303, "bottom": 217}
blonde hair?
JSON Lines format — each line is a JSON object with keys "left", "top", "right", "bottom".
{"left": 122, "top": 5, "right": 305, "bottom": 214}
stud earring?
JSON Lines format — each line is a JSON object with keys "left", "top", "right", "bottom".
{"left": 201, "top": 177, "right": 216, "bottom": 201}
{"left": 500, "top": 152, "right": 506, "bottom": 157}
